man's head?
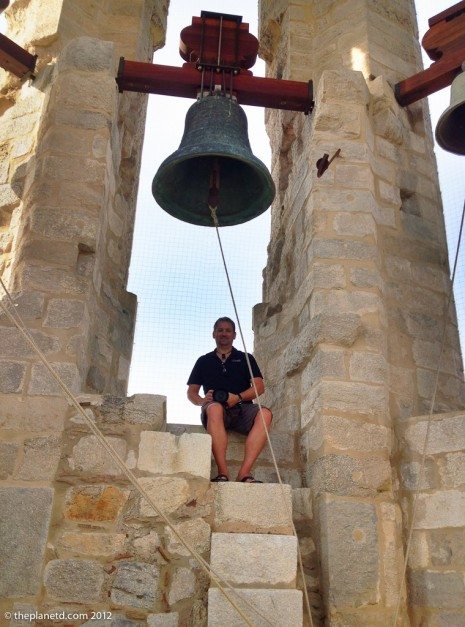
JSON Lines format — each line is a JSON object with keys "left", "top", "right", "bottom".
{"left": 213, "top": 317, "right": 236, "bottom": 349}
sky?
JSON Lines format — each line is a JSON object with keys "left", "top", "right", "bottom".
{"left": 127, "top": 0, "right": 271, "bottom": 424}
{"left": 127, "top": 0, "right": 465, "bottom": 425}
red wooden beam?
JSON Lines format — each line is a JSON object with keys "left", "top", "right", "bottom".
{"left": 180, "top": 14, "right": 258, "bottom": 70}
{"left": 0, "top": 33, "right": 36, "bottom": 78}
{"left": 116, "top": 58, "right": 313, "bottom": 113}
{"left": 395, "top": 50, "right": 464, "bottom": 106}
{"left": 395, "top": 1, "right": 465, "bottom": 106}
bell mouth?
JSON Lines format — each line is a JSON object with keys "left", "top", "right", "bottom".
{"left": 153, "top": 152, "right": 275, "bottom": 227}
{"left": 435, "top": 69, "right": 465, "bottom": 155}
{"left": 152, "top": 93, "right": 276, "bottom": 227}
{"left": 435, "top": 101, "right": 465, "bottom": 156}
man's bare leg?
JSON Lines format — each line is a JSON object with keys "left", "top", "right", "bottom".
{"left": 206, "top": 402, "right": 229, "bottom": 478}
{"left": 236, "top": 408, "right": 273, "bottom": 481}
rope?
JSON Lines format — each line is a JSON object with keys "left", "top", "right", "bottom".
{"left": 0, "top": 276, "right": 278, "bottom": 627}
{"left": 209, "top": 206, "right": 315, "bottom": 627}
{"left": 392, "top": 197, "right": 465, "bottom": 626}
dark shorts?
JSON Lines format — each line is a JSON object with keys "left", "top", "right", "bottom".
{"left": 201, "top": 402, "right": 264, "bottom": 435}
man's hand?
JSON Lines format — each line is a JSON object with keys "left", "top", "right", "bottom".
{"left": 226, "top": 393, "right": 241, "bottom": 408}
{"left": 203, "top": 389, "right": 214, "bottom": 406}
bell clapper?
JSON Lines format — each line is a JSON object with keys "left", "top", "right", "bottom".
{"left": 208, "top": 159, "right": 220, "bottom": 211}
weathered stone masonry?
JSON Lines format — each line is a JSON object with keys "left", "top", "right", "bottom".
{"left": 254, "top": 0, "right": 465, "bottom": 625}
{"left": 1, "top": 1, "right": 465, "bottom": 626}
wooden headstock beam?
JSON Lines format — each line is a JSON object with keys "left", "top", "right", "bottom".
{"left": 116, "top": 12, "right": 314, "bottom": 114}
{"left": 395, "top": 1, "right": 465, "bottom": 106}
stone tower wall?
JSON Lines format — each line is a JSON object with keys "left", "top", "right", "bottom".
{"left": 255, "top": 0, "right": 465, "bottom": 624}
{"left": 0, "top": 0, "right": 168, "bottom": 398}
{"left": 1, "top": 0, "right": 465, "bottom": 625}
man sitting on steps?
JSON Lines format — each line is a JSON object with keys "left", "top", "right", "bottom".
{"left": 187, "top": 316, "right": 272, "bottom": 483}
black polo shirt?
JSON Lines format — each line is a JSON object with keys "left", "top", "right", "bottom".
{"left": 187, "top": 347, "right": 263, "bottom": 396}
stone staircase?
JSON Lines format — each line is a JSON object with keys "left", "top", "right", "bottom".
{"left": 208, "top": 482, "right": 303, "bottom": 626}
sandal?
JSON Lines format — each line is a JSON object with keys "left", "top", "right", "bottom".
{"left": 211, "top": 474, "right": 229, "bottom": 482}
{"left": 239, "top": 475, "right": 263, "bottom": 483}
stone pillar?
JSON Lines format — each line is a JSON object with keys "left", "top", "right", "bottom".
{"left": 0, "top": 0, "right": 168, "bottom": 397}
{"left": 0, "top": 0, "right": 169, "bottom": 616}
{"left": 255, "top": 1, "right": 465, "bottom": 624}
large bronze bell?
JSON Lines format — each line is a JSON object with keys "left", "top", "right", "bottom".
{"left": 152, "top": 93, "right": 275, "bottom": 227}
{"left": 435, "top": 66, "right": 465, "bottom": 155}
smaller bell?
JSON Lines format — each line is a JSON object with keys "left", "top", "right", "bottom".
{"left": 435, "top": 65, "right": 465, "bottom": 155}
{"left": 152, "top": 93, "right": 275, "bottom": 227}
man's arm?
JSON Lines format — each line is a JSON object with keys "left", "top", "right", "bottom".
{"left": 187, "top": 384, "right": 213, "bottom": 406}
{"left": 227, "top": 376, "right": 265, "bottom": 407}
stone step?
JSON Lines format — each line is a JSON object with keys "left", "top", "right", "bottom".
{"left": 213, "top": 481, "right": 293, "bottom": 534}
{"left": 137, "top": 431, "right": 212, "bottom": 479}
{"left": 208, "top": 588, "right": 303, "bottom": 626}
{"left": 210, "top": 532, "right": 297, "bottom": 588}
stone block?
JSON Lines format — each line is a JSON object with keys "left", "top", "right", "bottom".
{"left": 133, "top": 531, "right": 162, "bottom": 562}
{"left": 312, "top": 263, "right": 346, "bottom": 289}
{"left": 210, "top": 533, "right": 297, "bottom": 587}
{"left": 226, "top": 430, "right": 296, "bottom": 466}
{"left": 311, "top": 238, "right": 377, "bottom": 263}
{"left": 301, "top": 381, "right": 388, "bottom": 429}
{"left": 58, "top": 532, "right": 126, "bottom": 558}
{"left": 333, "top": 213, "right": 376, "bottom": 237}
{"left": 400, "top": 460, "right": 436, "bottom": 491}
{"left": 29, "top": 205, "right": 98, "bottom": 246}
{"left": 164, "top": 518, "right": 211, "bottom": 558}
{"left": 137, "top": 431, "right": 211, "bottom": 479}
{"left": 8, "top": 603, "right": 39, "bottom": 626}
{"left": 16, "top": 435, "right": 61, "bottom": 480}
{"left": 147, "top": 614, "right": 179, "bottom": 626}
{"left": 213, "top": 482, "right": 293, "bottom": 534}
{"left": 58, "top": 36, "right": 116, "bottom": 72}
{"left": 404, "top": 414, "right": 465, "bottom": 454}
{"left": 408, "top": 569, "right": 465, "bottom": 608}
{"left": 207, "top": 588, "right": 303, "bottom": 627}
{"left": 0, "top": 290, "right": 44, "bottom": 322}
{"left": 22, "top": 238, "right": 78, "bottom": 266}
{"left": 81, "top": 615, "right": 140, "bottom": 627}
{"left": 283, "top": 313, "right": 363, "bottom": 375}
{"left": 0, "top": 487, "right": 53, "bottom": 596}
{"left": 138, "top": 477, "right": 191, "bottom": 517}
{"left": 301, "top": 347, "right": 346, "bottom": 389}
{"left": 350, "top": 266, "right": 383, "bottom": 289}
{"left": 414, "top": 490, "right": 465, "bottom": 529}
{"left": 302, "top": 415, "right": 390, "bottom": 453}
{"left": 64, "top": 485, "right": 129, "bottom": 523}
{"left": 0, "top": 360, "right": 26, "bottom": 393}
{"left": 318, "top": 494, "right": 380, "bottom": 607}
{"left": 440, "top": 452, "right": 465, "bottom": 488}
{"left": 28, "top": 362, "right": 80, "bottom": 395}
{"left": 44, "top": 559, "right": 104, "bottom": 603}
{"left": 292, "top": 487, "right": 313, "bottom": 522}
{"left": 44, "top": 298, "right": 86, "bottom": 328}
{"left": 319, "top": 68, "right": 369, "bottom": 105}
{"left": 22, "top": 264, "right": 89, "bottom": 295}
{"left": 0, "top": 327, "right": 60, "bottom": 359}
{"left": 436, "top": 613, "right": 465, "bottom": 627}
{"left": 111, "top": 561, "right": 160, "bottom": 610}
{"left": 349, "top": 351, "right": 387, "bottom": 384}
{"left": 428, "top": 528, "right": 465, "bottom": 567}
{"left": 307, "top": 453, "right": 391, "bottom": 496}
{"left": 0, "top": 395, "right": 68, "bottom": 431}
{"left": 123, "top": 393, "right": 166, "bottom": 427}
{"left": 168, "top": 567, "right": 196, "bottom": 605}
{"left": 313, "top": 102, "right": 361, "bottom": 138}
{"left": 70, "top": 434, "right": 127, "bottom": 477}
{"left": 54, "top": 73, "right": 117, "bottom": 115}
{"left": 0, "top": 441, "right": 18, "bottom": 478}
